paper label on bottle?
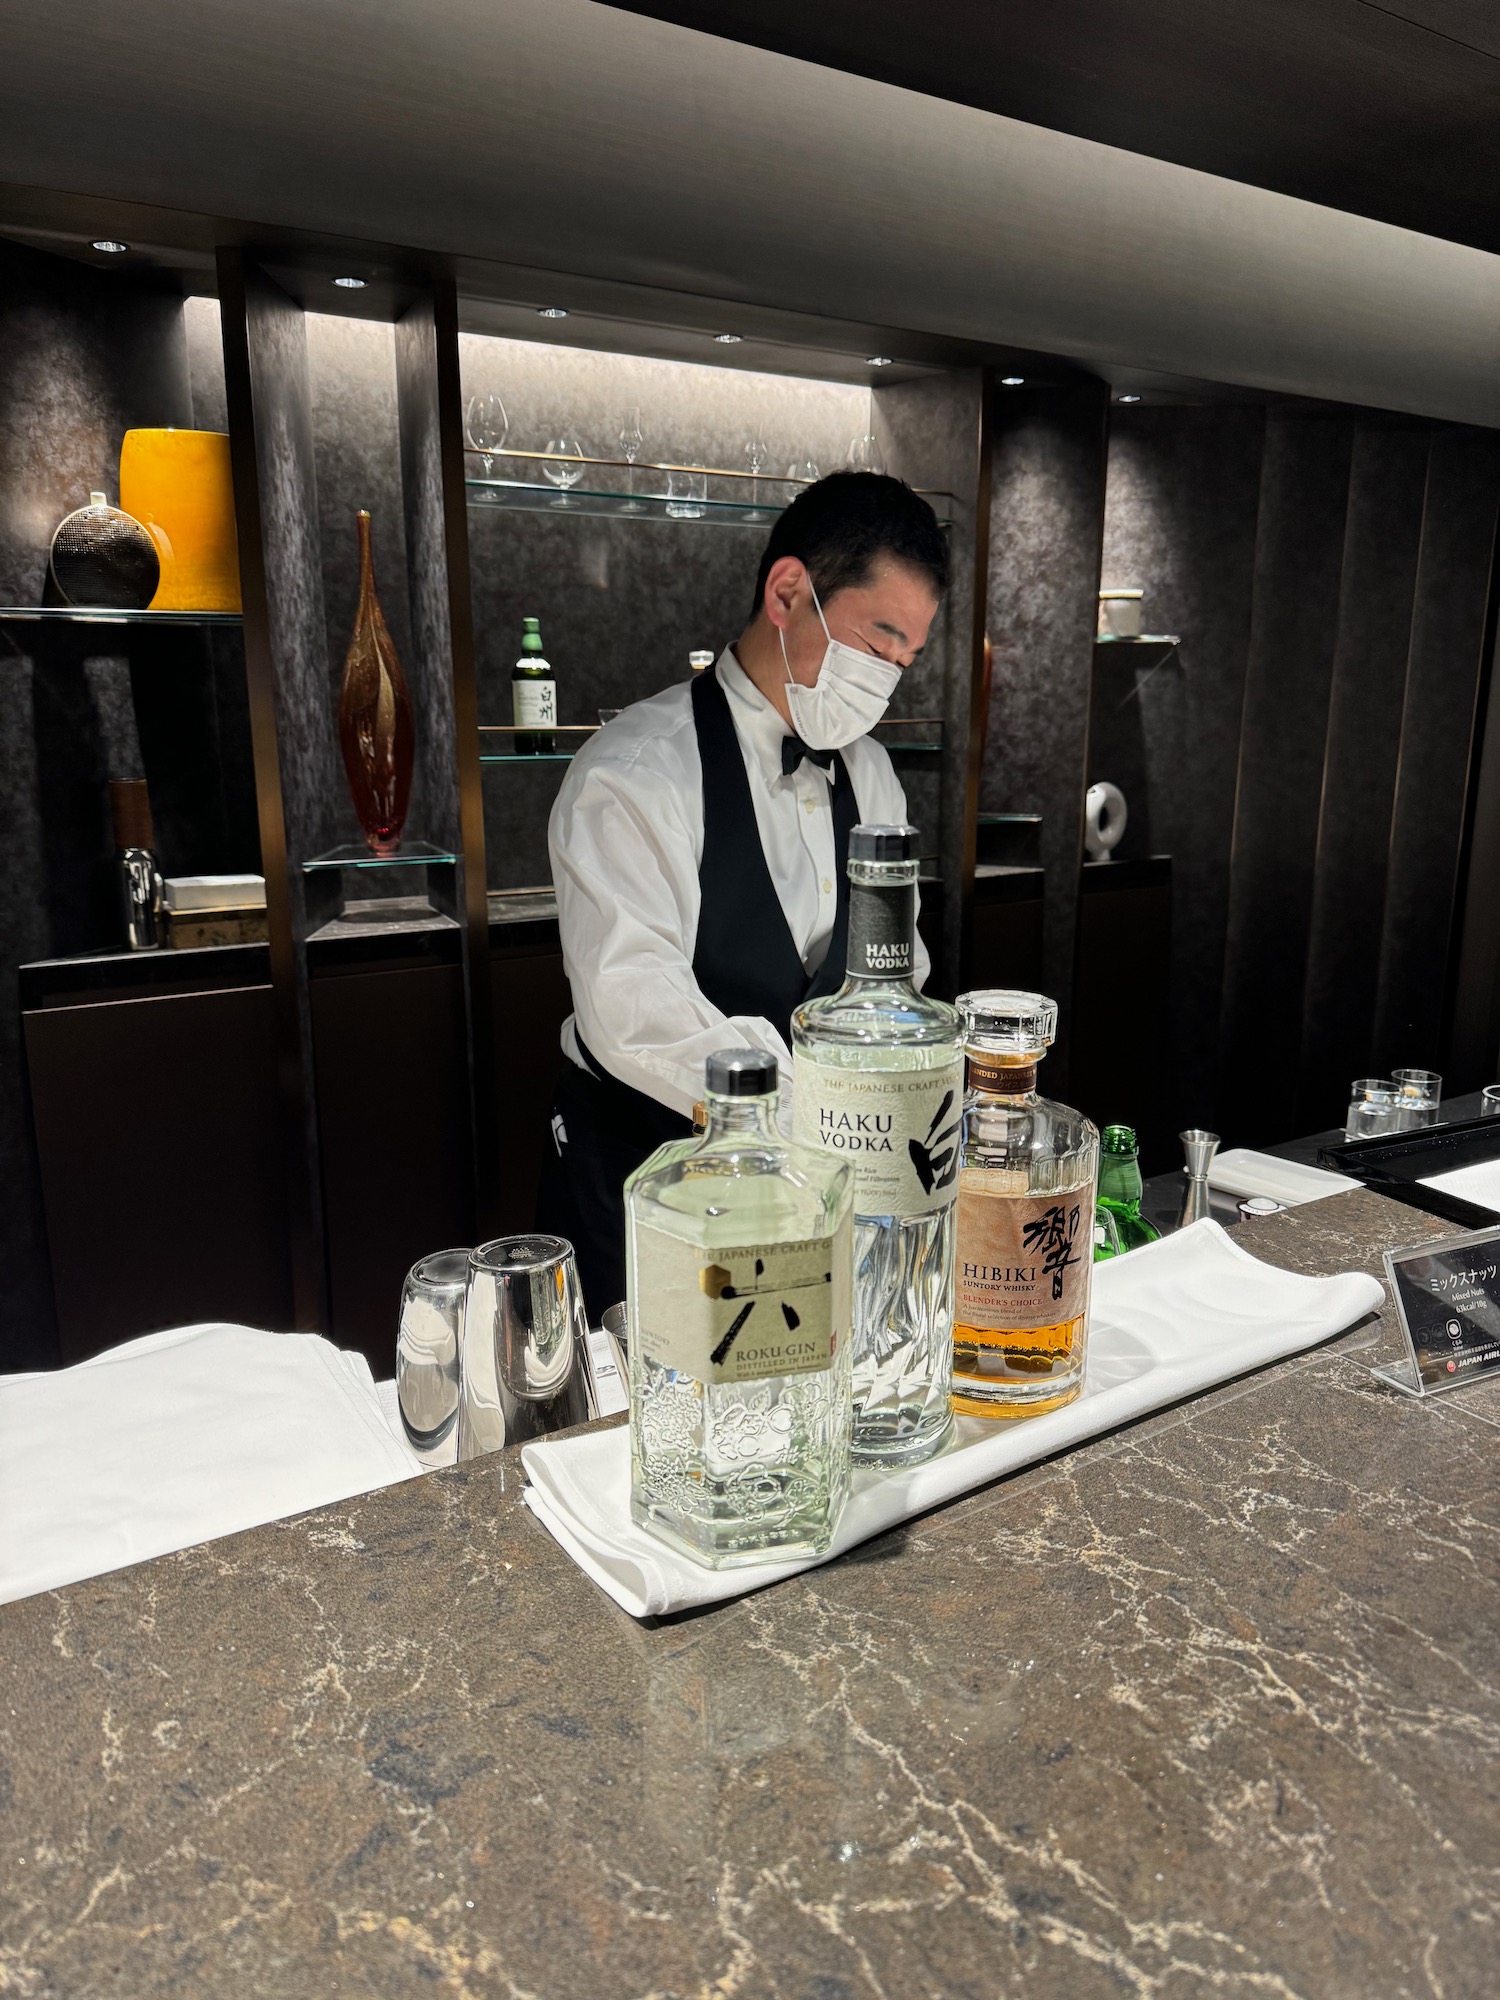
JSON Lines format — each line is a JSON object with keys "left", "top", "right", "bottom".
{"left": 956, "top": 1172, "right": 1092, "bottom": 1329}
{"left": 633, "top": 1218, "right": 850, "bottom": 1384}
{"left": 793, "top": 1056, "right": 963, "bottom": 1216}
{"left": 513, "top": 678, "right": 556, "bottom": 728}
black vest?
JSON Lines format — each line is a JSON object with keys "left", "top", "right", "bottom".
{"left": 577, "top": 666, "right": 859, "bottom": 1138}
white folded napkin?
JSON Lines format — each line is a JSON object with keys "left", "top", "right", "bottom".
{"left": 522, "top": 1219, "right": 1382, "bottom": 1619}
{"left": 0, "top": 1324, "right": 421, "bottom": 1606}
{"left": 1419, "top": 1159, "right": 1500, "bottom": 1216}
{"left": 1207, "top": 1148, "right": 1361, "bottom": 1206}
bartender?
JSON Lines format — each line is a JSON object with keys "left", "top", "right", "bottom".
{"left": 539, "top": 470, "right": 949, "bottom": 1313}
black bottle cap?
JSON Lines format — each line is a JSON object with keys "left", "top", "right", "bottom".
{"left": 849, "top": 823, "right": 918, "bottom": 862}
{"left": 705, "top": 1048, "right": 778, "bottom": 1096}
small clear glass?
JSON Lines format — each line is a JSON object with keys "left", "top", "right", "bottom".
{"left": 618, "top": 408, "right": 645, "bottom": 509}
{"left": 397, "top": 1249, "right": 467, "bottom": 1466}
{"left": 458, "top": 1234, "right": 592, "bottom": 1459}
{"left": 1481, "top": 1085, "right": 1500, "bottom": 1119}
{"left": 845, "top": 432, "right": 886, "bottom": 475}
{"left": 542, "top": 430, "right": 585, "bottom": 501}
{"left": 1346, "top": 1078, "right": 1401, "bottom": 1141}
{"left": 744, "top": 433, "right": 769, "bottom": 516}
{"left": 597, "top": 706, "right": 622, "bottom": 725}
{"left": 464, "top": 392, "right": 509, "bottom": 476}
{"left": 1392, "top": 1067, "right": 1442, "bottom": 1130}
{"left": 787, "top": 457, "right": 821, "bottom": 484}
{"left": 665, "top": 469, "right": 707, "bottom": 518}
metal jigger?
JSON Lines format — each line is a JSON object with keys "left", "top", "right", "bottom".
{"left": 1178, "top": 1129, "right": 1220, "bottom": 1228}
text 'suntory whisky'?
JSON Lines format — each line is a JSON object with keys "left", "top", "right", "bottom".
{"left": 793, "top": 825, "right": 962, "bottom": 1466}
{"left": 952, "top": 990, "right": 1099, "bottom": 1419}
{"left": 627, "top": 1048, "right": 854, "bottom": 1568}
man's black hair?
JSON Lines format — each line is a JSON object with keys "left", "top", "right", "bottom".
{"left": 749, "top": 470, "right": 949, "bottom": 621}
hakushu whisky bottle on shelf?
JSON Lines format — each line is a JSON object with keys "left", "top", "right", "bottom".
{"left": 1098, "top": 1125, "right": 1162, "bottom": 1250}
{"left": 627, "top": 1048, "right": 854, "bottom": 1568}
{"left": 512, "top": 615, "right": 557, "bottom": 755}
{"left": 792, "top": 825, "right": 962, "bottom": 1466}
{"left": 952, "top": 990, "right": 1099, "bottom": 1419}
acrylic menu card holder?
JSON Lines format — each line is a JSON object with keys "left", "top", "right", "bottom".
{"left": 1374, "top": 1226, "right": 1500, "bottom": 1399}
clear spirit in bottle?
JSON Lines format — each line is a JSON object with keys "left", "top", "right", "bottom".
{"left": 793, "top": 826, "right": 962, "bottom": 1465}
{"left": 952, "top": 990, "right": 1099, "bottom": 1419}
{"left": 1098, "top": 1125, "right": 1162, "bottom": 1250}
{"left": 627, "top": 1048, "right": 854, "bottom": 1567}
{"left": 512, "top": 615, "right": 557, "bottom": 755}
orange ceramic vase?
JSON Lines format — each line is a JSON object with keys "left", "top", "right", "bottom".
{"left": 118, "top": 428, "right": 241, "bottom": 612}
{"left": 339, "top": 510, "right": 414, "bottom": 855}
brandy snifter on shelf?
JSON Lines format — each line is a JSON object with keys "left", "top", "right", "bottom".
{"left": 951, "top": 990, "right": 1099, "bottom": 1419}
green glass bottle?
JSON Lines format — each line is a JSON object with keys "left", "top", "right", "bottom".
{"left": 1098, "top": 1125, "right": 1161, "bottom": 1252}
{"left": 513, "top": 616, "right": 556, "bottom": 755}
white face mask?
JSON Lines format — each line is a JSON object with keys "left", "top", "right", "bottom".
{"left": 780, "top": 579, "right": 902, "bottom": 750}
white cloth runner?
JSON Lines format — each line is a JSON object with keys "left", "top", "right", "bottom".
{"left": 1207, "top": 1148, "right": 1361, "bottom": 1206}
{"left": 522, "top": 1219, "right": 1382, "bottom": 1619}
{"left": 0, "top": 1324, "right": 421, "bottom": 1607}
{"left": 1419, "top": 1159, "right": 1500, "bottom": 1216}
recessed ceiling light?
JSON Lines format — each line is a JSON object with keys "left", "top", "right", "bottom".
{"left": 538, "top": 306, "right": 568, "bottom": 319}
{"left": 333, "top": 275, "right": 367, "bottom": 289}
{"left": 713, "top": 333, "right": 743, "bottom": 344}
{"left": 1001, "top": 375, "right": 1025, "bottom": 387}
{"left": 91, "top": 239, "right": 128, "bottom": 254}
{"left": 866, "top": 355, "right": 893, "bottom": 367}
{"left": 1118, "top": 393, "right": 1142, "bottom": 403}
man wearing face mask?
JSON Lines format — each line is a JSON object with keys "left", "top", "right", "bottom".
{"left": 541, "top": 471, "right": 949, "bottom": 1312}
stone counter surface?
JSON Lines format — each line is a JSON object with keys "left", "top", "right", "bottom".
{"left": 2, "top": 1192, "right": 1497, "bottom": 1999}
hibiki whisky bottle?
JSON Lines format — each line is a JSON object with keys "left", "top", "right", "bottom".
{"left": 793, "top": 826, "right": 963, "bottom": 1465}
{"left": 952, "top": 990, "right": 1099, "bottom": 1419}
{"left": 627, "top": 1048, "right": 854, "bottom": 1568}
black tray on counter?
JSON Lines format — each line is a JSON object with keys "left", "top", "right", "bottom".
{"left": 1320, "top": 1116, "right": 1500, "bottom": 1229}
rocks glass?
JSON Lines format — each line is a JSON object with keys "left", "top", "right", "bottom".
{"left": 396, "top": 1249, "right": 467, "bottom": 1467}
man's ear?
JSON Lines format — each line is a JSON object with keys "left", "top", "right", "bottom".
{"left": 762, "top": 556, "right": 805, "bottom": 631}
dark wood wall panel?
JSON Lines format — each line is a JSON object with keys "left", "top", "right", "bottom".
{"left": 1097, "top": 406, "right": 1263, "bottom": 1133}
{"left": 1374, "top": 429, "right": 1500, "bottom": 1076}
{"left": 310, "top": 962, "right": 474, "bottom": 1374}
{"left": 1218, "top": 417, "right": 1353, "bottom": 1143}
{"left": 26, "top": 986, "right": 292, "bottom": 1363}
{"left": 984, "top": 383, "right": 1109, "bottom": 1089}
{"left": 1296, "top": 425, "right": 1431, "bottom": 1128}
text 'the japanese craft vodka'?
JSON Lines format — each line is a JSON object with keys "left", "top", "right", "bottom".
{"left": 627, "top": 1048, "right": 854, "bottom": 1567}
{"left": 793, "top": 825, "right": 961, "bottom": 1464}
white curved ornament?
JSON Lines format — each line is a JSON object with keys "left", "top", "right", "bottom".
{"left": 1085, "top": 781, "right": 1127, "bottom": 861}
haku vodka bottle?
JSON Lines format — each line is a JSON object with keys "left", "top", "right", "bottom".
{"left": 792, "top": 825, "right": 962, "bottom": 1465}
{"left": 627, "top": 1048, "right": 854, "bottom": 1568}
{"left": 952, "top": 990, "right": 1099, "bottom": 1418}
{"left": 512, "top": 615, "right": 557, "bottom": 755}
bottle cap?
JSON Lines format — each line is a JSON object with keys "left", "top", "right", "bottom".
{"left": 956, "top": 989, "right": 1057, "bottom": 1055}
{"left": 705, "top": 1048, "right": 778, "bottom": 1097}
{"left": 521, "top": 616, "right": 543, "bottom": 653}
{"left": 109, "top": 777, "right": 154, "bottom": 850}
{"left": 689, "top": 650, "right": 715, "bottom": 670}
{"left": 1101, "top": 1124, "right": 1138, "bottom": 1155}
{"left": 848, "top": 823, "right": 917, "bottom": 863}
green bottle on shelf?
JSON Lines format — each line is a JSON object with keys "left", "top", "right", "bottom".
{"left": 513, "top": 616, "right": 557, "bottom": 756}
{"left": 1098, "top": 1125, "right": 1162, "bottom": 1252}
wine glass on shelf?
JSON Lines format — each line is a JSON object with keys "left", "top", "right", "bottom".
{"left": 787, "top": 457, "right": 821, "bottom": 485}
{"left": 618, "top": 408, "right": 645, "bottom": 511}
{"left": 464, "top": 392, "right": 510, "bottom": 478}
{"left": 846, "top": 432, "right": 886, "bottom": 475}
{"left": 744, "top": 432, "right": 769, "bottom": 517}
{"left": 542, "top": 427, "right": 586, "bottom": 505}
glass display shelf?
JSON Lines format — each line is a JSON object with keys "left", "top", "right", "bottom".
{"left": 303, "top": 840, "right": 457, "bottom": 872}
{"left": 0, "top": 605, "right": 243, "bottom": 627}
{"left": 466, "top": 455, "right": 955, "bottom": 528}
{"left": 479, "top": 719, "right": 943, "bottom": 767}
{"left": 1095, "top": 634, "right": 1180, "bottom": 648}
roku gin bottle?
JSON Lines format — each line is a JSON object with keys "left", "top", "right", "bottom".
{"left": 793, "top": 826, "right": 962, "bottom": 1465}
{"left": 952, "top": 990, "right": 1098, "bottom": 1419}
{"left": 627, "top": 1049, "right": 854, "bottom": 1568}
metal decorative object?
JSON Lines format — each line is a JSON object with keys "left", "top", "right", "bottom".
{"left": 48, "top": 492, "right": 159, "bottom": 610}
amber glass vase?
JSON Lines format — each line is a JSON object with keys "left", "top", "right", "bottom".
{"left": 339, "top": 509, "right": 414, "bottom": 855}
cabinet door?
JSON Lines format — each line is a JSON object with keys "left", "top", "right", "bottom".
{"left": 490, "top": 944, "right": 573, "bottom": 1234}
{"left": 310, "top": 961, "right": 475, "bottom": 1375}
{"left": 25, "top": 986, "right": 294, "bottom": 1362}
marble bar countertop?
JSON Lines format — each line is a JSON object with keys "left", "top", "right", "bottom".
{"left": 3, "top": 1189, "right": 1498, "bottom": 1999}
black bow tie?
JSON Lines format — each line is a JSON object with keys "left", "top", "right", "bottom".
{"left": 781, "top": 734, "right": 836, "bottom": 777}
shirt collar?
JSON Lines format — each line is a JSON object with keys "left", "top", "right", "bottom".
{"left": 719, "top": 646, "right": 831, "bottom": 789}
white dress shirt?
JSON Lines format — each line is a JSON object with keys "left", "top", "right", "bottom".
{"left": 549, "top": 647, "right": 929, "bottom": 1118}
